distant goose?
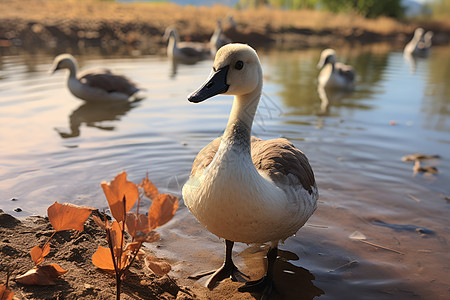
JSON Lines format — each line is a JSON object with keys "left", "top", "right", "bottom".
{"left": 317, "top": 48, "right": 355, "bottom": 90}
{"left": 182, "top": 44, "right": 318, "bottom": 298}
{"left": 404, "top": 28, "right": 433, "bottom": 57}
{"left": 210, "top": 20, "right": 232, "bottom": 55}
{"left": 50, "top": 54, "right": 140, "bottom": 102}
{"left": 163, "top": 27, "right": 210, "bottom": 63}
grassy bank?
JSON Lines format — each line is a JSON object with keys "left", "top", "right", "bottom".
{"left": 1, "top": 0, "right": 449, "bottom": 53}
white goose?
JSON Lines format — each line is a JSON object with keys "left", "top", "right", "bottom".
{"left": 163, "top": 27, "right": 210, "bottom": 63}
{"left": 210, "top": 20, "right": 232, "bottom": 55}
{"left": 404, "top": 28, "right": 433, "bottom": 57}
{"left": 317, "top": 48, "right": 355, "bottom": 90}
{"left": 182, "top": 44, "right": 318, "bottom": 298}
{"left": 50, "top": 54, "right": 140, "bottom": 102}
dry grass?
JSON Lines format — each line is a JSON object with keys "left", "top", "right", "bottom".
{"left": 2, "top": 0, "right": 448, "bottom": 35}
{"left": 1, "top": 0, "right": 449, "bottom": 50}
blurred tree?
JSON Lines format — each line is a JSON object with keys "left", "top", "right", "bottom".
{"left": 321, "top": 0, "right": 404, "bottom": 18}
{"left": 268, "top": 0, "right": 319, "bottom": 9}
{"left": 238, "top": 0, "right": 405, "bottom": 18}
{"left": 429, "top": 0, "right": 450, "bottom": 19}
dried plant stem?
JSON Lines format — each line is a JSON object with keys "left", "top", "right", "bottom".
{"left": 106, "top": 228, "right": 121, "bottom": 300}
{"left": 359, "top": 240, "right": 404, "bottom": 255}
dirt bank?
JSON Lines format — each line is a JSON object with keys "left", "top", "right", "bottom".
{"left": 0, "top": 211, "right": 196, "bottom": 299}
{"left": 1, "top": 0, "right": 449, "bottom": 55}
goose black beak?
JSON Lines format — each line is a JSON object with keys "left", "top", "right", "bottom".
{"left": 188, "top": 65, "right": 229, "bottom": 103}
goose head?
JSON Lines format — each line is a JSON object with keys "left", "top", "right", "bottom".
{"left": 51, "top": 53, "right": 77, "bottom": 76}
{"left": 188, "top": 43, "right": 262, "bottom": 103}
{"left": 317, "top": 48, "right": 337, "bottom": 69}
{"left": 413, "top": 27, "right": 425, "bottom": 40}
{"left": 163, "top": 27, "right": 177, "bottom": 42}
{"left": 424, "top": 31, "right": 433, "bottom": 42}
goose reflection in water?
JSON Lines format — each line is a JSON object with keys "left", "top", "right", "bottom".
{"left": 55, "top": 100, "right": 142, "bottom": 138}
{"left": 317, "top": 85, "right": 354, "bottom": 115}
{"left": 240, "top": 246, "right": 324, "bottom": 300}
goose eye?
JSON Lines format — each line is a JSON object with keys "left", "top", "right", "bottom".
{"left": 235, "top": 60, "right": 244, "bottom": 70}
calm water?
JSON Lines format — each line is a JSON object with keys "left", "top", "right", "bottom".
{"left": 1, "top": 44, "right": 449, "bottom": 299}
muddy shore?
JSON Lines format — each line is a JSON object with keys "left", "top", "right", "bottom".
{"left": 0, "top": 211, "right": 197, "bottom": 299}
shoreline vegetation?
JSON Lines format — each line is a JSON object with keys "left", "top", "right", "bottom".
{"left": 1, "top": 0, "right": 449, "bottom": 55}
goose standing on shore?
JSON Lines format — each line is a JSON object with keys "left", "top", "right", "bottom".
{"left": 210, "top": 20, "right": 232, "bottom": 55}
{"left": 50, "top": 54, "right": 140, "bottom": 102}
{"left": 317, "top": 48, "right": 355, "bottom": 90}
{"left": 182, "top": 44, "right": 318, "bottom": 298}
{"left": 163, "top": 27, "right": 210, "bottom": 63}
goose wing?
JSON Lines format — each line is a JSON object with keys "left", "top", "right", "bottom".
{"left": 335, "top": 63, "right": 355, "bottom": 83}
{"left": 79, "top": 69, "right": 139, "bottom": 96}
{"left": 190, "top": 137, "right": 221, "bottom": 177}
{"left": 178, "top": 42, "right": 209, "bottom": 58}
{"left": 250, "top": 137, "right": 316, "bottom": 195}
{"left": 190, "top": 136, "right": 316, "bottom": 194}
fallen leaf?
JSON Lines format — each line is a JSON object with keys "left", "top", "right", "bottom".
{"left": 92, "top": 214, "right": 108, "bottom": 230}
{"left": 101, "top": 172, "right": 139, "bottom": 222}
{"left": 145, "top": 254, "right": 171, "bottom": 276}
{"left": 0, "top": 284, "right": 14, "bottom": 300}
{"left": 148, "top": 194, "right": 178, "bottom": 230}
{"left": 47, "top": 202, "right": 94, "bottom": 232}
{"left": 30, "top": 244, "right": 50, "bottom": 266}
{"left": 140, "top": 173, "right": 159, "bottom": 200}
{"left": 16, "top": 264, "right": 68, "bottom": 286}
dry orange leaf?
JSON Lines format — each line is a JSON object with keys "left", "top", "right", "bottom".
{"left": 30, "top": 244, "right": 50, "bottom": 266}
{"left": 148, "top": 194, "right": 179, "bottom": 230}
{"left": 0, "top": 284, "right": 14, "bottom": 300}
{"left": 92, "top": 246, "right": 129, "bottom": 271}
{"left": 47, "top": 202, "right": 94, "bottom": 232}
{"left": 16, "top": 264, "right": 68, "bottom": 286}
{"left": 145, "top": 254, "right": 171, "bottom": 276}
{"left": 92, "top": 246, "right": 116, "bottom": 271}
{"left": 125, "top": 212, "right": 160, "bottom": 243}
{"left": 109, "top": 220, "right": 124, "bottom": 251}
{"left": 140, "top": 173, "right": 159, "bottom": 200}
{"left": 101, "top": 172, "right": 139, "bottom": 222}
{"left": 92, "top": 214, "right": 108, "bottom": 230}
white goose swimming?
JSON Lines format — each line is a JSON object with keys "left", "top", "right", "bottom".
{"left": 404, "top": 28, "right": 433, "bottom": 57}
{"left": 50, "top": 54, "right": 140, "bottom": 102}
{"left": 163, "top": 27, "right": 210, "bottom": 63}
{"left": 317, "top": 48, "right": 355, "bottom": 90}
{"left": 182, "top": 44, "right": 318, "bottom": 298}
{"left": 210, "top": 20, "right": 232, "bottom": 55}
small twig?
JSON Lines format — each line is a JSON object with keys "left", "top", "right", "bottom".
{"left": 359, "top": 240, "right": 404, "bottom": 255}
{"left": 122, "top": 242, "right": 142, "bottom": 276}
{"left": 42, "top": 231, "right": 57, "bottom": 250}
{"left": 307, "top": 224, "right": 328, "bottom": 228}
{"left": 329, "top": 260, "right": 358, "bottom": 272}
{"left": 408, "top": 194, "right": 421, "bottom": 203}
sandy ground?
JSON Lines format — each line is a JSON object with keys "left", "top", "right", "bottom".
{"left": 0, "top": 211, "right": 198, "bottom": 299}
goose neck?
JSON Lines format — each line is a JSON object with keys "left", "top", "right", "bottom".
{"left": 168, "top": 34, "right": 177, "bottom": 50}
{"left": 67, "top": 62, "right": 77, "bottom": 79}
{"left": 222, "top": 90, "right": 261, "bottom": 147}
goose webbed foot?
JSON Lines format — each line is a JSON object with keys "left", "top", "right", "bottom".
{"left": 206, "top": 258, "right": 240, "bottom": 289}
{"left": 238, "top": 274, "right": 273, "bottom": 299}
{"left": 238, "top": 246, "right": 278, "bottom": 300}
{"left": 206, "top": 240, "right": 248, "bottom": 289}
